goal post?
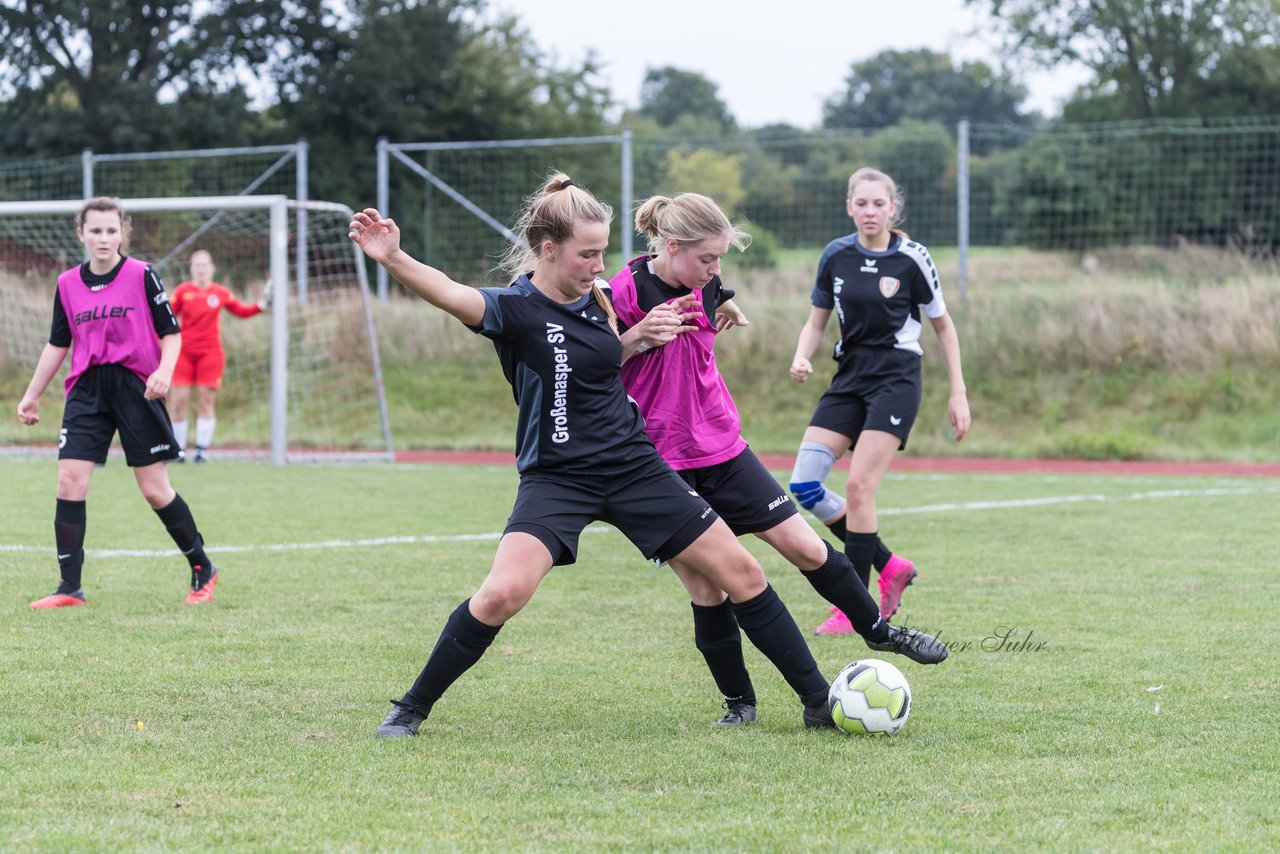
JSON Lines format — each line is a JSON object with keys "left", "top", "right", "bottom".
{"left": 0, "top": 195, "right": 393, "bottom": 464}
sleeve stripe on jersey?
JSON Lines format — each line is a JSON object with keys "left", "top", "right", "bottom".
{"left": 899, "top": 241, "right": 947, "bottom": 318}
{"left": 145, "top": 265, "right": 180, "bottom": 334}
{"left": 900, "top": 241, "right": 940, "bottom": 292}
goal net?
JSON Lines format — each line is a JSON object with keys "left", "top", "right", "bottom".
{"left": 0, "top": 195, "right": 392, "bottom": 463}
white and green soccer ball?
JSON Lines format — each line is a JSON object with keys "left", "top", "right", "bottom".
{"left": 828, "top": 658, "right": 911, "bottom": 735}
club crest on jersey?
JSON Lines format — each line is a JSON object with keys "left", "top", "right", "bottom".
{"left": 878, "top": 276, "right": 901, "bottom": 298}
{"left": 207, "top": 294, "right": 221, "bottom": 308}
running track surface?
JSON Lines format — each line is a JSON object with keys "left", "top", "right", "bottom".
{"left": 3, "top": 445, "right": 1277, "bottom": 477}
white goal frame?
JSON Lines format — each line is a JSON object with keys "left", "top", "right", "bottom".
{"left": 0, "top": 195, "right": 393, "bottom": 465}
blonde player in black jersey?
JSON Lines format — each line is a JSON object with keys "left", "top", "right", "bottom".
{"left": 788, "top": 168, "right": 971, "bottom": 634}
{"left": 350, "top": 173, "right": 842, "bottom": 738}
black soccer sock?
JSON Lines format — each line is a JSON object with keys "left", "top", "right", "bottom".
{"left": 54, "top": 498, "right": 87, "bottom": 593}
{"left": 824, "top": 515, "right": 848, "bottom": 542}
{"left": 731, "top": 585, "right": 828, "bottom": 708}
{"left": 691, "top": 599, "right": 756, "bottom": 705}
{"left": 802, "top": 540, "right": 888, "bottom": 641}
{"left": 844, "top": 531, "right": 878, "bottom": 589}
{"left": 874, "top": 537, "right": 893, "bottom": 573}
{"left": 154, "top": 493, "right": 211, "bottom": 572}
{"left": 402, "top": 599, "right": 502, "bottom": 714}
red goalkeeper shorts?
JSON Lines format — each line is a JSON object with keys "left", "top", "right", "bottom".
{"left": 172, "top": 347, "right": 226, "bottom": 389}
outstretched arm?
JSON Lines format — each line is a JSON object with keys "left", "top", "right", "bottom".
{"left": 714, "top": 298, "right": 750, "bottom": 333}
{"left": 790, "top": 306, "right": 832, "bottom": 383}
{"left": 17, "top": 344, "right": 69, "bottom": 425}
{"left": 225, "top": 291, "right": 265, "bottom": 318}
{"left": 349, "top": 208, "right": 485, "bottom": 327}
{"left": 929, "top": 312, "right": 971, "bottom": 441}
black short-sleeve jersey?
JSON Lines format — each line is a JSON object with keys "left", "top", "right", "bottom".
{"left": 471, "top": 275, "right": 653, "bottom": 475}
{"left": 810, "top": 233, "right": 946, "bottom": 358}
{"left": 50, "top": 258, "right": 179, "bottom": 347}
{"left": 613, "top": 256, "right": 734, "bottom": 333}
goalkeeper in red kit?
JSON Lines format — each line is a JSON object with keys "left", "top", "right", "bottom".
{"left": 168, "top": 250, "right": 270, "bottom": 462}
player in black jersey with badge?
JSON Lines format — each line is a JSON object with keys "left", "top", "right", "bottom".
{"left": 349, "top": 173, "right": 840, "bottom": 738}
{"left": 788, "top": 168, "right": 971, "bottom": 634}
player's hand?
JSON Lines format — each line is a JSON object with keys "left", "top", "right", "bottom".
{"left": 715, "top": 299, "right": 749, "bottom": 332}
{"left": 636, "top": 294, "right": 698, "bottom": 351}
{"left": 144, "top": 369, "right": 172, "bottom": 401}
{"left": 667, "top": 292, "right": 701, "bottom": 329}
{"left": 349, "top": 209, "right": 402, "bottom": 265}
{"left": 258, "top": 282, "right": 272, "bottom": 310}
{"left": 949, "top": 391, "right": 971, "bottom": 441}
{"left": 17, "top": 395, "right": 39, "bottom": 425}
{"left": 790, "top": 357, "right": 813, "bottom": 383}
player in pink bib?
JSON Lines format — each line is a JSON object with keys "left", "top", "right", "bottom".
{"left": 609, "top": 193, "right": 948, "bottom": 728}
{"left": 17, "top": 197, "right": 221, "bottom": 609}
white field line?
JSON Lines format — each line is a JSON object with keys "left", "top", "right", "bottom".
{"left": 1, "top": 485, "right": 1276, "bottom": 559}
{"left": 876, "top": 485, "right": 1280, "bottom": 515}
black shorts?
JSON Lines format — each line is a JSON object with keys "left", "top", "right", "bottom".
{"left": 810, "top": 347, "right": 922, "bottom": 449}
{"left": 60, "top": 365, "right": 180, "bottom": 467}
{"left": 506, "top": 451, "right": 718, "bottom": 566}
{"left": 676, "top": 447, "right": 798, "bottom": 537}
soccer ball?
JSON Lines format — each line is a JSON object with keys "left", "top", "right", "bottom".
{"left": 828, "top": 658, "right": 911, "bottom": 735}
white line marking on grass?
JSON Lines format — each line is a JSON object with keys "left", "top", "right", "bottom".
{"left": 1, "top": 530, "right": 504, "bottom": 558}
{"left": 876, "top": 485, "right": 1280, "bottom": 516}
{"left": 1, "top": 486, "right": 1274, "bottom": 559}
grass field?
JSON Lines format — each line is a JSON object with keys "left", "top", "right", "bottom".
{"left": 1, "top": 457, "right": 1278, "bottom": 850}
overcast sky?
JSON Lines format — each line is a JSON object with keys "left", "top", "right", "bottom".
{"left": 489, "top": 0, "right": 1092, "bottom": 128}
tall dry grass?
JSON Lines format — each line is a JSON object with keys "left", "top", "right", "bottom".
{"left": 955, "top": 246, "right": 1280, "bottom": 377}
{"left": 4, "top": 246, "right": 1277, "bottom": 458}
{"left": 366, "top": 244, "right": 1280, "bottom": 380}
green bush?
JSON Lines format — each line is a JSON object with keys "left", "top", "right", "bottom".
{"left": 734, "top": 223, "right": 780, "bottom": 269}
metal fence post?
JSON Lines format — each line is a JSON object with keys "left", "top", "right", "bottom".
{"left": 81, "top": 148, "right": 94, "bottom": 199}
{"left": 376, "top": 137, "right": 390, "bottom": 301}
{"left": 956, "top": 118, "right": 970, "bottom": 302}
{"left": 621, "top": 127, "right": 633, "bottom": 260}
{"left": 81, "top": 149, "right": 94, "bottom": 261}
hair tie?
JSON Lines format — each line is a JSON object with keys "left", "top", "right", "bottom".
{"left": 561, "top": 179, "right": 574, "bottom": 189}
